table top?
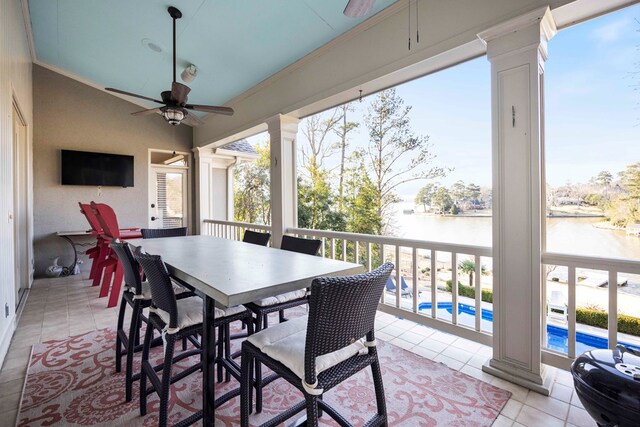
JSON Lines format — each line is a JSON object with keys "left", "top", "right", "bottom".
{"left": 127, "top": 235, "right": 365, "bottom": 307}
{"left": 56, "top": 230, "right": 92, "bottom": 236}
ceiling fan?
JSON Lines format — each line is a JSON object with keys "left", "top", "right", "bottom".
{"left": 343, "top": 0, "right": 375, "bottom": 18}
{"left": 105, "top": 6, "right": 233, "bottom": 126}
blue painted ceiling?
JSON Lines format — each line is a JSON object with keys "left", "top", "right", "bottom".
{"left": 28, "top": 0, "right": 397, "bottom": 110}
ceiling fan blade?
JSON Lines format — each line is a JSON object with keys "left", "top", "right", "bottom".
{"left": 343, "top": 0, "right": 375, "bottom": 18}
{"left": 131, "top": 107, "right": 161, "bottom": 116}
{"left": 185, "top": 104, "right": 234, "bottom": 116}
{"left": 105, "top": 87, "right": 164, "bottom": 104}
{"left": 171, "top": 82, "right": 191, "bottom": 105}
{"left": 181, "top": 112, "right": 204, "bottom": 127}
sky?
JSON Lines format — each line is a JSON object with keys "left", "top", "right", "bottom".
{"left": 248, "top": 4, "right": 640, "bottom": 198}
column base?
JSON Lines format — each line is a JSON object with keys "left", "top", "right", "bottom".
{"left": 482, "top": 359, "right": 555, "bottom": 396}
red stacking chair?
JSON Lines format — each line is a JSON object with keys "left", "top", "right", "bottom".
{"left": 90, "top": 202, "right": 142, "bottom": 308}
{"left": 78, "top": 203, "right": 109, "bottom": 284}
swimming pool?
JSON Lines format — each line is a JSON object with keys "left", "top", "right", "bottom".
{"left": 417, "top": 302, "right": 640, "bottom": 354}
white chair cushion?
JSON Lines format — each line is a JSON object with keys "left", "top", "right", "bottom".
{"left": 156, "top": 297, "right": 203, "bottom": 330}
{"left": 252, "top": 289, "right": 307, "bottom": 307}
{"left": 246, "top": 316, "right": 366, "bottom": 380}
{"left": 155, "top": 297, "right": 246, "bottom": 331}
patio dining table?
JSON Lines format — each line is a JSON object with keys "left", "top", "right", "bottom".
{"left": 127, "top": 234, "right": 364, "bottom": 426}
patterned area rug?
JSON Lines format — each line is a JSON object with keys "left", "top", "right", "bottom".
{"left": 17, "top": 327, "right": 509, "bottom": 426}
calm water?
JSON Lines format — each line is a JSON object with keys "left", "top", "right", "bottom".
{"left": 393, "top": 213, "right": 640, "bottom": 260}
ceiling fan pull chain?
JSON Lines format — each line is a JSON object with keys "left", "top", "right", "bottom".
{"left": 408, "top": 0, "right": 411, "bottom": 50}
{"left": 416, "top": 0, "right": 420, "bottom": 44}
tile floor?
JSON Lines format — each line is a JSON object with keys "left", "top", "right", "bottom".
{"left": 0, "top": 274, "right": 596, "bottom": 427}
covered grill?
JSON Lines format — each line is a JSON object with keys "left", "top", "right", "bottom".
{"left": 571, "top": 345, "right": 640, "bottom": 427}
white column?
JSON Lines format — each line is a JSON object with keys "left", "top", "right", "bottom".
{"left": 194, "top": 147, "right": 237, "bottom": 233}
{"left": 267, "top": 114, "right": 300, "bottom": 248}
{"left": 478, "top": 7, "right": 556, "bottom": 395}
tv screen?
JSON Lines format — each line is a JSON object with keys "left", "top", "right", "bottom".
{"left": 61, "top": 150, "right": 134, "bottom": 187}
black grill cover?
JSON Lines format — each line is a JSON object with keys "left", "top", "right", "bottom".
{"left": 572, "top": 347, "right": 640, "bottom": 427}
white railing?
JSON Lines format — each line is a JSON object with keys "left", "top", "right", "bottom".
{"left": 201, "top": 219, "right": 272, "bottom": 243}
{"left": 288, "top": 227, "right": 493, "bottom": 346}
{"left": 541, "top": 252, "right": 640, "bottom": 369}
{"left": 201, "top": 220, "right": 640, "bottom": 367}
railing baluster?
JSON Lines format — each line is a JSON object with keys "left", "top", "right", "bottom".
{"left": 568, "top": 265, "right": 576, "bottom": 358}
{"left": 321, "top": 237, "right": 326, "bottom": 258}
{"left": 342, "top": 239, "right": 347, "bottom": 262}
{"left": 475, "top": 255, "right": 481, "bottom": 332}
{"left": 367, "top": 243, "right": 372, "bottom": 271}
{"left": 395, "top": 246, "right": 401, "bottom": 309}
{"left": 451, "top": 252, "right": 458, "bottom": 325}
{"left": 354, "top": 241, "right": 360, "bottom": 265}
{"left": 431, "top": 250, "right": 437, "bottom": 319}
{"left": 412, "top": 248, "right": 418, "bottom": 313}
{"left": 331, "top": 239, "right": 336, "bottom": 259}
{"left": 609, "top": 270, "right": 617, "bottom": 350}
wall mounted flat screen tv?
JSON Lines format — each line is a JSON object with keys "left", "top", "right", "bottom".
{"left": 61, "top": 150, "right": 134, "bottom": 187}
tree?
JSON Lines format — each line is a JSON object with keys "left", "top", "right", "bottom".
{"left": 344, "top": 160, "right": 382, "bottom": 235}
{"left": 234, "top": 142, "right": 271, "bottom": 224}
{"left": 361, "top": 88, "right": 447, "bottom": 234}
{"left": 458, "top": 259, "right": 488, "bottom": 287}
{"left": 297, "top": 108, "right": 346, "bottom": 231}
{"left": 297, "top": 170, "right": 346, "bottom": 231}
{"left": 466, "top": 183, "right": 481, "bottom": 203}
{"left": 594, "top": 170, "right": 613, "bottom": 187}
{"left": 451, "top": 180, "right": 468, "bottom": 205}
{"left": 333, "top": 103, "right": 359, "bottom": 212}
{"left": 431, "top": 186, "right": 453, "bottom": 214}
{"left": 415, "top": 183, "right": 437, "bottom": 212}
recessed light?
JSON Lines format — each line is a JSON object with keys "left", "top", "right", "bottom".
{"left": 142, "top": 38, "right": 163, "bottom": 54}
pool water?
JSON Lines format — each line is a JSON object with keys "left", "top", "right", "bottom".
{"left": 417, "top": 302, "right": 640, "bottom": 354}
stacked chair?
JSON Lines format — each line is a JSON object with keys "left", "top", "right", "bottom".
{"left": 135, "top": 248, "right": 254, "bottom": 427}
{"left": 90, "top": 202, "right": 142, "bottom": 307}
{"left": 240, "top": 262, "right": 394, "bottom": 427}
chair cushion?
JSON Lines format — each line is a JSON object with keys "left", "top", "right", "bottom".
{"left": 246, "top": 316, "right": 366, "bottom": 380}
{"left": 252, "top": 289, "right": 307, "bottom": 307}
{"left": 155, "top": 297, "right": 246, "bottom": 331}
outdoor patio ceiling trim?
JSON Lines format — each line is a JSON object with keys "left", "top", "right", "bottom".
{"left": 195, "top": 0, "right": 636, "bottom": 150}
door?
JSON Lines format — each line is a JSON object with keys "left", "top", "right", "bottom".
{"left": 13, "top": 103, "right": 29, "bottom": 307}
{"left": 149, "top": 166, "right": 188, "bottom": 229}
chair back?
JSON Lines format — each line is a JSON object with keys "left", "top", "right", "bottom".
{"left": 79, "top": 202, "right": 103, "bottom": 235}
{"left": 134, "top": 249, "right": 178, "bottom": 329}
{"left": 109, "top": 241, "right": 143, "bottom": 295}
{"left": 280, "top": 235, "right": 322, "bottom": 255}
{"left": 91, "top": 202, "right": 121, "bottom": 239}
{"left": 242, "top": 230, "right": 271, "bottom": 246}
{"left": 141, "top": 227, "right": 188, "bottom": 239}
{"left": 304, "top": 262, "right": 393, "bottom": 385}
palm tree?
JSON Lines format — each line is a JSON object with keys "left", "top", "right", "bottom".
{"left": 458, "top": 259, "right": 487, "bottom": 287}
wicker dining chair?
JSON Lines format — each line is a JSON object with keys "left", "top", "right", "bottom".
{"left": 140, "top": 227, "right": 188, "bottom": 239}
{"left": 244, "top": 235, "right": 322, "bottom": 332}
{"left": 240, "top": 262, "right": 394, "bottom": 427}
{"left": 135, "top": 249, "right": 253, "bottom": 427}
{"left": 110, "top": 241, "right": 195, "bottom": 403}
{"left": 242, "top": 230, "right": 271, "bottom": 246}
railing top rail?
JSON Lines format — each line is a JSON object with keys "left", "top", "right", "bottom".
{"left": 542, "top": 251, "right": 640, "bottom": 274}
{"left": 202, "top": 219, "right": 272, "bottom": 231}
{"left": 287, "top": 227, "right": 493, "bottom": 256}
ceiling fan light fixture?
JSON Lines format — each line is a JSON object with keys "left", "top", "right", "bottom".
{"left": 343, "top": 0, "right": 375, "bottom": 18}
{"left": 161, "top": 107, "right": 184, "bottom": 125}
{"left": 181, "top": 64, "right": 198, "bottom": 83}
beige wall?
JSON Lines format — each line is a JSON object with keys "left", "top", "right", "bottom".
{"left": 33, "top": 65, "right": 193, "bottom": 277}
{"left": 1, "top": 0, "right": 33, "bottom": 363}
